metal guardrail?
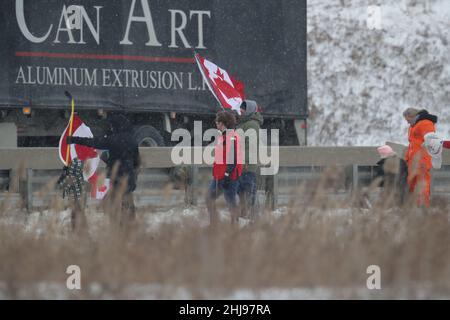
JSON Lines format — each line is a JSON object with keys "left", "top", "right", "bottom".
{"left": 0, "top": 146, "right": 384, "bottom": 170}
{"left": 1, "top": 143, "right": 450, "bottom": 211}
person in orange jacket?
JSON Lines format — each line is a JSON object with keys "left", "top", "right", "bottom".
{"left": 403, "top": 108, "right": 438, "bottom": 207}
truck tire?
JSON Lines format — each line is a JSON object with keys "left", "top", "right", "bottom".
{"left": 134, "top": 125, "right": 165, "bottom": 147}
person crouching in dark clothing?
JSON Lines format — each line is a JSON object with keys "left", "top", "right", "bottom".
{"left": 206, "top": 111, "right": 243, "bottom": 226}
{"left": 373, "top": 145, "right": 408, "bottom": 206}
{"left": 67, "top": 114, "right": 140, "bottom": 225}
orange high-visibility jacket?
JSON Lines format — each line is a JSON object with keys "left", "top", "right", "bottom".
{"left": 405, "top": 113, "right": 437, "bottom": 172}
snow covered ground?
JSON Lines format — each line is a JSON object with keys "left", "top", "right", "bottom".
{"left": 0, "top": 204, "right": 283, "bottom": 240}
{"left": 0, "top": 208, "right": 439, "bottom": 299}
{"left": 307, "top": 0, "right": 450, "bottom": 146}
{"left": 2, "top": 281, "right": 446, "bottom": 299}
{"left": 1, "top": 203, "right": 450, "bottom": 299}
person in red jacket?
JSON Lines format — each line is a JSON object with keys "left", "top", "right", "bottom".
{"left": 206, "top": 111, "right": 243, "bottom": 226}
{"left": 403, "top": 108, "right": 438, "bottom": 207}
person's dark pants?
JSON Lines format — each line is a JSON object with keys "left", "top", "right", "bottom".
{"left": 206, "top": 179, "right": 239, "bottom": 226}
{"left": 70, "top": 197, "right": 87, "bottom": 233}
{"left": 121, "top": 192, "right": 136, "bottom": 225}
{"left": 237, "top": 172, "right": 257, "bottom": 219}
{"left": 105, "top": 176, "right": 136, "bottom": 227}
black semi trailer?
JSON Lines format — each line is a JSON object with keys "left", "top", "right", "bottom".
{"left": 0, "top": 0, "right": 307, "bottom": 147}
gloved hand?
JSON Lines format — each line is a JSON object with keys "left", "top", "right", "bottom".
{"left": 66, "top": 136, "right": 75, "bottom": 144}
{"left": 100, "top": 150, "right": 109, "bottom": 163}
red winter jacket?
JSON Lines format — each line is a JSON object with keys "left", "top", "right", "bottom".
{"left": 212, "top": 130, "right": 243, "bottom": 181}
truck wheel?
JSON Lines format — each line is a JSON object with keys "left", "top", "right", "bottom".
{"left": 134, "top": 125, "right": 165, "bottom": 147}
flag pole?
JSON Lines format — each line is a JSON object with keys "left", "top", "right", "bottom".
{"left": 194, "top": 53, "right": 225, "bottom": 111}
{"left": 64, "top": 91, "right": 75, "bottom": 166}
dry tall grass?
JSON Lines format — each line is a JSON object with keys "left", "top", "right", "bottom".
{"left": 1, "top": 167, "right": 450, "bottom": 299}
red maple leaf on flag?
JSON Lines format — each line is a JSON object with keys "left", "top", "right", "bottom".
{"left": 195, "top": 54, "right": 245, "bottom": 113}
{"left": 212, "top": 69, "right": 243, "bottom": 101}
{"left": 215, "top": 68, "right": 224, "bottom": 80}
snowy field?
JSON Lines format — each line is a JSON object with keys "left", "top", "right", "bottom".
{"left": 2, "top": 197, "right": 450, "bottom": 299}
{"left": 308, "top": 0, "right": 450, "bottom": 146}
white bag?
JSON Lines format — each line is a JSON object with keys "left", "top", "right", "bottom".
{"left": 423, "top": 132, "right": 443, "bottom": 169}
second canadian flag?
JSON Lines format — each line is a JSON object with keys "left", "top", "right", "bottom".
{"left": 195, "top": 53, "right": 246, "bottom": 114}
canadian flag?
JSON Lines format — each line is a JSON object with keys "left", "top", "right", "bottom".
{"left": 195, "top": 53, "right": 245, "bottom": 114}
{"left": 58, "top": 115, "right": 109, "bottom": 199}
{"left": 87, "top": 174, "right": 111, "bottom": 200}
